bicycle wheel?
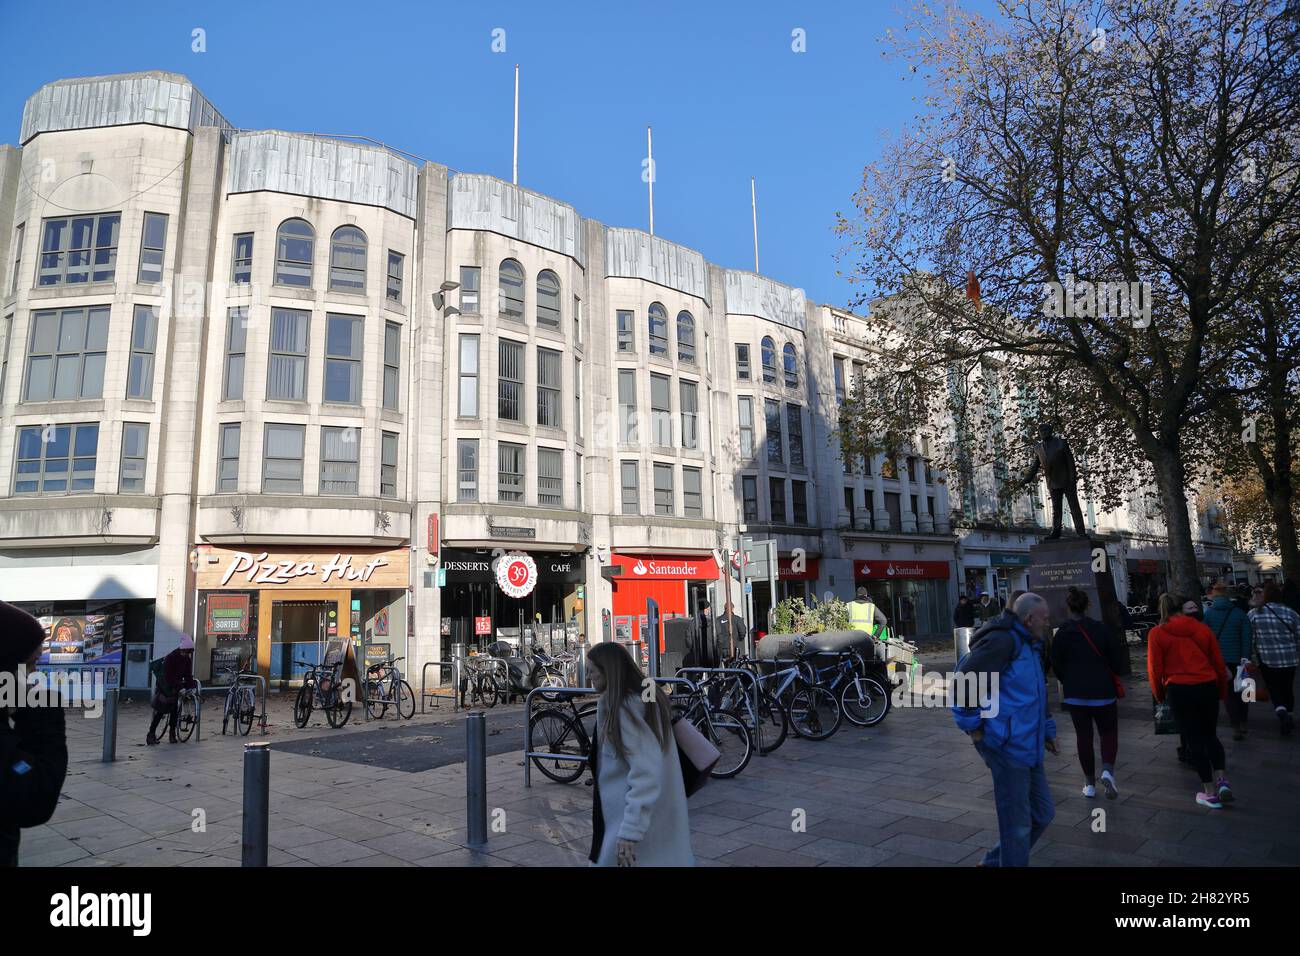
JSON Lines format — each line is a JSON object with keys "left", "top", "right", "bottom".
{"left": 483, "top": 675, "right": 500, "bottom": 708}
{"left": 293, "top": 683, "right": 313, "bottom": 728}
{"left": 364, "top": 679, "right": 388, "bottom": 720}
{"left": 529, "top": 710, "right": 587, "bottom": 784}
{"left": 788, "top": 686, "right": 842, "bottom": 740}
{"left": 175, "top": 695, "right": 197, "bottom": 742}
{"left": 397, "top": 681, "right": 416, "bottom": 719}
{"left": 237, "top": 694, "right": 255, "bottom": 736}
{"left": 323, "top": 687, "right": 352, "bottom": 728}
{"left": 753, "top": 690, "right": 788, "bottom": 754}
{"left": 841, "top": 675, "right": 891, "bottom": 727}
{"left": 221, "top": 692, "right": 234, "bottom": 735}
{"left": 694, "top": 708, "right": 752, "bottom": 778}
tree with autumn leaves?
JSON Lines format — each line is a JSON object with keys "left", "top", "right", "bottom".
{"left": 834, "top": 0, "right": 1300, "bottom": 596}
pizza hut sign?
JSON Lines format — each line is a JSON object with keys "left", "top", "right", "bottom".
{"left": 220, "top": 551, "right": 390, "bottom": 587}
{"left": 495, "top": 551, "right": 538, "bottom": 598}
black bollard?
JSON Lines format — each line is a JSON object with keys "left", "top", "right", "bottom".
{"left": 241, "top": 742, "right": 270, "bottom": 866}
{"left": 101, "top": 687, "right": 118, "bottom": 763}
{"left": 466, "top": 712, "right": 487, "bottom": 849}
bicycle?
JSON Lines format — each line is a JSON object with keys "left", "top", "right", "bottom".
{"left": 711, "top": 662, "right": 789, "bottom": 754}
{"left": 806, "top": 647, "right": 891, "bottom": 727}
{"left": 528, "top": 695, "right": 599, "bottom": 784}
{"left": 221, "top": 669, "right": 259, "bottom": 736}
{"left": 461, "top": 658, "right": 503, "bottom": 709}
{"left": 174, "top": 686, "right": 200, "bottom": 742}
{"left": 364, "top": 656, "right": 415, "bottom": 719}
{"left": 293, "top": 659, "right": 353, "bottom": 729}
{"left": 668, "top": 682, "right": 753, "bottom": 778}
{"left": 750, "top": 640, "right": 842, "bottom": 741}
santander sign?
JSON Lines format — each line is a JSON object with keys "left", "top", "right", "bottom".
{"left": 614, "top": 553, "right": 717, "bottom": 580}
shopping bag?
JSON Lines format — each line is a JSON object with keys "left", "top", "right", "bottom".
{"left": 673, "top": 716, "right": 721, "bottom": 797}
{"left": 1153, "top": 700, "right": 1179, "bottom": 735}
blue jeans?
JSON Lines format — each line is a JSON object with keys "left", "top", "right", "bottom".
{"left": 976, "top": 741, "right": 1055, "bottom": 867}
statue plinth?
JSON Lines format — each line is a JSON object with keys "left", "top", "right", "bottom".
{"left": 1027, "top": 535, "right": 1131, "bottom": 675}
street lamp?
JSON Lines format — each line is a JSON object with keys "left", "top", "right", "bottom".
{"left": 432, "top": 279, "right": 460, "bottom": 312}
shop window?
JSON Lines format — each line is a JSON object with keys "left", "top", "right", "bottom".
{"left": 498, "top": 442, "right": 525, "bottom": 502}
{"left": 126, "top": 305, "right": 157, "bottom": 400}
{"left": 267, "top": 308, "right": 309, "bottom": 401}
{"left": 38, "top": 213, "right": 120, "bottom": 285}
{"left": 231, "top": 232, "right": 253, "bottom": 284}
{"left": 324, "top": 314, "right": 363, "bottom": 404}
{"left": 119, "top": 422, "right": 149, "bottom": 493}
{"left": 274, "top": 218, "right": 314, "bottom": 288}
{"left": 654, "top": 463, "right": 674, "bottom": 515}
{"left": 262, "top": 423, "right": 304, "bottom": 493}
{"left": 498, "top": 339, "right": 524, "bottom": 422}
{"left": 137, "top": 212, "right": 168, "bottom": 284}
{"left": 683, "top": 467, "right": 703, "bottom": 518}
{"left": 538, "top": 448, "right": 563, "bottom": 506}
{"left": 537, "top": 347, "right": 562, "bottom": 428}
{"left": 223, "top": 308, "right": 247, "bottom": 400}
{"left": 14, "top": 423, "right": 98, "bottom": 495}
{"left": 381, "top": 431, "right": 399, "bottom": 498}
{"left": 24, "top": 306, "right": 109, "bottom": 401}
{"left": 680, "top": 380, "right": 698, "bottom": 450}
{"left": 329, "top": 226, "right": 367, "bottom": 293}
{"left": 457, "top": 439, "right": 478, "bottom": 501}
{"left": 621, "top": 461, "right": 639, "bottom": 514}
{"left": 217, "top": 423, "right": 240, "bottom": 492}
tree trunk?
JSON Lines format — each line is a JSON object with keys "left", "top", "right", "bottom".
{"left": 1269, "top": 478, "right": 1300, "bottom": 583}
{"left": 1151, "top": 447, "right": 1202, "bottom": 600}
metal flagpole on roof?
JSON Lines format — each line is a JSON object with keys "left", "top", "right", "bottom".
{"left": 512, "top": 64, "right": 520, "bottom": 185}
{"left": 751, "top": 176, "right": 760, "bottom": 272}
{"left": 647, "top": 125, "right": 655, "bottom": 235}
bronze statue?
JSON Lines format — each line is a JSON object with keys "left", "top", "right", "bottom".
{"left": 1015, "top": 423, "right": 1088, "bottom": 539}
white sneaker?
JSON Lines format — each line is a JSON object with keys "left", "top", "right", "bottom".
{"left": 1101, "top": 770, "right": 1119, "bottom": 799}
{"left": 1082, "top": 783, "right": 1097, "bottom": 798}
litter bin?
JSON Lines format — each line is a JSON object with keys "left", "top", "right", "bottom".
{"left": 953, "top": 627, "right": 976, "bottom": 664}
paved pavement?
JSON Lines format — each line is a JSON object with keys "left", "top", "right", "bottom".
{"left": 18, "top": 653, "right": 1300, "bottom": 867}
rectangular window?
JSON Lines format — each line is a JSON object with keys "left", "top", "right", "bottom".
{"left": 324, "top": 314, "right": 363, "bottom": 404}
{"left": 618, "top": 369, "right": 637, "bottom": 442}
{"left": 0, "top": 314, "right": 11, "bottom": 401}
{"left": 383, "top": 322, "right": 401, "bottom": 411}
{"left": 680, "top": 380, "right": 698, "bottom": 450}
{"left": 617, "top": 310, "right": 634, "bottom": 352}
{"left": 217, "top": 423, "right": 240, "bottom": 492}
{"left": 498, "top": 339, "right": 524, "bottom": 422}
{"left": 575, "top": 452, "right": 583, "bottom": 511}
{"left": 459, "top": 334, "right": 479, "bottom": 417}
{"left": 11, "top": 223, "right": 24, "bottom": 294}
{"left": 735, "top": 344, "right": 751, "bottom": 380}
{"left": 126, "top": 305, "right": 158, "bottom": 399}
{"left": 574, "top": 358, "right": 582, "bottom": 439}
{"left": 38, "top": 213, "right": 120, "bottom": 286}
{"left": 459, "top": 266, "right": 480, "bottom": 313}
{"left": 386, "top": 251, "right": 404, "bottom": 302}
{"left": 538, "top": 448, "right": 563, "bottom": 506}
{"left": 381, "top": 431, "right": 399, "bottom": 498}
{"left": 137, "top": 212, "right": 168, "bottom": 284}
{"left": 654, "top": 463, "right": 674, "bottom": 516}
{"left": 769, "top": 478, "right": 787, "bottom": 523}
{"left": 573, "top": 296, "right": 582, "bottom": 343}
{"left": 834, "top": 357, "right": 846, "bottom": 403}
{"left": 262, "top": 423, "right": 305, "bottom": 493}
{"left": 738, "top": 397, "right": 754, "bottom": 459}
{"left": 320, "top": 426, "right": 360, "bottom": 495}
{"left": 885, "top": 491, "right": 902, "bottom": 531}
{"left": 24, "top": 306, "right": 109, "bottom": 401}
{"left": 118, "top": 422, "right": 149, "bottom": 493}
{"left": 683, "top": 467, "right": 703, "bottom": 518}
{"left": 621, "top": 461, "right": 639, "bottom": 515}
{"left": 765, "top": 399, "right": 783, "bottom": 463}
{"left": 231, "top": 233, "right": 253, "bottom": 284}
{"left": 787, "top": 404, "right": 804, "bottom": 467}
{"left": 14, "top": 422, "right": 98, "bottom": 494}
{"left": 267, "top": 308, "right": 308, "bottom": 401}
{"left": 457, "top": 438, "right": 478, "bottom": 502}
{"left": 742, "top": 476, "right": 759, "bottom": 523}
{"left": 792, "top": 480, "right": 809, "bottom": 525}
{"left": 844, "top": 487, "right": 856, "bottom": 528}
{"left": 498, "top": 442, "right": 525, "bottom": 502}
{"left": 537, "top": 347, "right": 562, "bottom": 428}
{"left": 650, "top": 373, "right": 672, "bottom": 446}
{"left": 223, "top": 308, "right": 247, "bottom": 400}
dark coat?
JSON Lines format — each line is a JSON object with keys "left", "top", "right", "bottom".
{"left": 1050, "top": 615, "right": 1125, "bottom": 701}
{"left": 1, "top": 705, "right": 68, "bottom": 866}
{"left": 953, "top": 602, "right": 976, "bottom": 628}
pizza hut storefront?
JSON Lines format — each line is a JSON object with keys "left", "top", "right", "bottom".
{"left": 193, "top": 545, "right": 410, "bottom": 687}
{"left": 854, "top": 559, "right": 952, "bottom": 641}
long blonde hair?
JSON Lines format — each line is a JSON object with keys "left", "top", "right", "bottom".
{"left": 587, "top": 642, "right": 672, "bottom": 760}
{"left": 1158, "top": 592, "right": 1183, "bottom": 623}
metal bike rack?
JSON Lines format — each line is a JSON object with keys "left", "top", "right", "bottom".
{"left": 189, "top": 679, "right": 204, "bottom": 742}
{"left": 523, "top": 685, "right": 595, "bottom": 788}
{"left": 223, "top": 674, "right": 268, "bottom": 735}
{"left": 675, "top": 666, "right": 764, "bottom": 755}
{"left": 421, "top": 660, "right": 460, "bottom": 713}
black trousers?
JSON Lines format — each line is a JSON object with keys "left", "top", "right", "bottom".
{"left": 149, "top": 701, "right": 178, "bottom": 740}
{"left": 1049, "top": 487, "right": 1087, "bottom": 536}
{"left": 1166, "top": 682, "right": 1225, "bottom": 783}
{"left": 1259, "top": 664, "right": 1296, "bottom": 714}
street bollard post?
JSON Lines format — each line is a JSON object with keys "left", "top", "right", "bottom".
{"left": 101, "top": 687, "right": 118, "bottom": 763}
{"left": 241, "top": 741, "right": 270, "bottom": 867}
{"left": 466, "top": 711, "right": 487, "bottom": 849}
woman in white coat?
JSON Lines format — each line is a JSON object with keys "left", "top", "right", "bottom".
{"left": 586, "top": 641, "right": 694, "bottom": 867}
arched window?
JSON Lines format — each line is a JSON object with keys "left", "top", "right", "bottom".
{"left": 760, "top": 336, "right": 777, "bottom": 383}
{"left": 536, "top": 270, "right": 561, "bottom": 327}
{"left": 275, "top": 218, "right": 314, "bottom": 288}
{"left": 499, "top": 259, "right": 525, "bottom": 320}
{"left": 783, "top": 343, "right": 799, "bottom": 388}
{"left": 677, "top": 311, "right": 696, "bottom": 363}
{"left": 329, "top": 225, "right": 367, "bottom": 292}
{"left": 648, "top": 302, "right": 668, "bottom": 355}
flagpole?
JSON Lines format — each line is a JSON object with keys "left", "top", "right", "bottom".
{"left": 512, "top": 64, "right": 519, "bottom": 185}
{"left": 750, "top": 176, "right": 759, "bottom": 272}
{"left": 647, "top": 125, "right": 655, "bottom": 236}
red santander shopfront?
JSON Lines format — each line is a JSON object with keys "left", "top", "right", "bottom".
{"left": 854, "top": 558, "right": 952, "bottom": 641}
{"left": 607, "top": 553, "right": 720, "bottom": 648}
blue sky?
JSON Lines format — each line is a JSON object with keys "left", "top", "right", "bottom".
{"left": 0, "top": 0, "right": 996, "bottom": 307}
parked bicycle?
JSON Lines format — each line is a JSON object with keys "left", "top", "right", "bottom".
{"left": 706, "top": 665, "right": 789, "bottom": 754}
{"left": 175, "top": 686, "right": 200, "bottom": 742}
{"left": 528, "top": 694, "right": 598, "bottom": 784}
{"left": 364, "top": 656, "right": 415, "bottom": 719}
{"left": 806, "top": 647, "right": 892, "bottom": 727}
{"left": 743, "top": 639, "right": 842, "bottom": 741}
{"left": 293, "top": 659, "right": 353, "bottom": 728}
{"left": 667, "top": 682, "right": 753, "bottom": 778}
{"left": 460, "top": 657, "right": 504, "bottom": 709}
{"left": 221, "top": 669, "right": 259, "bottom": 736}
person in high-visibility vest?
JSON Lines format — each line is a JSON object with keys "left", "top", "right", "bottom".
{"left": 849, "top": 587, "right": 889, "bottom": 640}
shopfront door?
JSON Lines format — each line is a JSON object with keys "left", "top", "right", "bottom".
{"left": 258, "top": 589, "right": 348, "bottom": 686}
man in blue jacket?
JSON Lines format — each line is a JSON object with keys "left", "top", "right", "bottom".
{"left": 952, "top": 592, "right": 1058, "bottom": 867}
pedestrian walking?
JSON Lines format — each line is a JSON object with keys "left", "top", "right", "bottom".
{"left": 1247, "top": 581, "right": 1299, "bottom": 736}
{"left": 585, "top": 641, "right": 693, "bottom": 867}
{"left": 717, "top": 602, "right": 747, "bottom": 661}
{"left": 1204, "top": 580, "right": 1253, "bottom": 740}
{"left": 952, "top": 592, "right": 1058, "bottom": 867}
{"left": 953, "top": 595, "right": 976, "bottom": 628}
{"left": 1051, "top": 587, "right": 1125, "bottom": 799}
{"left": 1147, "top": 593, "right": 1234, "bottom": 809}
{"left": 147, "top": 636, "right": 196, "bottom": 745}
{"left": 1, "top": 600, "right": 68, "bottom": 867}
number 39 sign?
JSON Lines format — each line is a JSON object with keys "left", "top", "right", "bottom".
{"left": 495, "top": 552, "right": 538, "bottom": 599}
